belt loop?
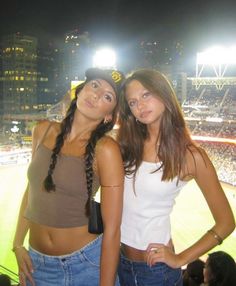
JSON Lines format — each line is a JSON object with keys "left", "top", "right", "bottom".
{"left": 40, "top": 251, "right": 45, "bottom": 266}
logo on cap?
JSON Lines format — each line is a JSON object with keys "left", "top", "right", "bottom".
{"left": 111, "top": 71, "right": 122, "bottom": 83}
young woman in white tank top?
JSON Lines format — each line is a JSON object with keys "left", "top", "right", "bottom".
{"left": 117, "top": 69, "right": 235, "bottom": 286}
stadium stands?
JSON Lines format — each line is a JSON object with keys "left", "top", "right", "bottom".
{"left": 183, "top": 82, "right": 236, "bottom": 186}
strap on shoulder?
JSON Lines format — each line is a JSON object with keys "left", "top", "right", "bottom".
{"left": 35, "top": 122, "right": 53, "bottom": 151}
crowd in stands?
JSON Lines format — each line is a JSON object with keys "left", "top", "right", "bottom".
{"left": 183, "top": 86, "right": 236, "bottom": 120}
{"left": 0, "top": 273, "right": 19, "bottom": 286}
{"left": 181, "top": 84, "right": 236, "bottom": 186}
{"left": 0, "top": 274, "right": 11, "bottom": 286}
{"left": 183, "top": 251, "right": 236, "bottom": 286}
{"left": 196, "top": 141, "right": 235, "bottom": 186}
{"left": 187, "top": 121, "right": 236, "bottom": 139}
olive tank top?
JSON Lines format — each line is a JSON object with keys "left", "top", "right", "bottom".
{"left": 25, "top": 140, "right": 100, "bottom": 228}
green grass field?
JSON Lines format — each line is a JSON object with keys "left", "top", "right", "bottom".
{"left": 0, "top": 163, "right": 236, "bottom": 278}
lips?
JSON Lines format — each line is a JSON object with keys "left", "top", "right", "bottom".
{"left": 140, "top": 110, "right": 151, "bottom": 119}
{"left": 84, "top": 99, "right": 95, "bottom": 108}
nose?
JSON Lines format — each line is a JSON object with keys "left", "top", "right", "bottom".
{"left": 92, "top": 89, "right": 103, "bottom": 101}
{"left": 137, "top": 99, "right": 144, "bottom": 110}
{"left": 92, "top": 91, "right": 99, "bottom": 101}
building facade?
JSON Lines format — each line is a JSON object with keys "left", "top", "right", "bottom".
{"left": 1, "top": 33, "right": 37, "bottom": 115}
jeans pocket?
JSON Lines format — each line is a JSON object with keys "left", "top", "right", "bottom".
{"left": 166, "top": 267, "right": 183, "bottom": 286}
{"left": 174, "top": 270, "right": 183, "bottom": 286}
{"left": 81, "top": 250, "right": 100, "bottom": 267}
{"left": 29, "top": 251, "right": 43, "bottom": 271}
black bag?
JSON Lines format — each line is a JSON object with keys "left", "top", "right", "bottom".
{"left": 88, "top": 199, "right": 104, "bottom": 234}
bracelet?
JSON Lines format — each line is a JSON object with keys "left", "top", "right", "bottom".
{"left": 12, "top": 245, "right": 25, "bottom": 252}
{"left": 207, "top": 229, "right": 223, "bottom": 245}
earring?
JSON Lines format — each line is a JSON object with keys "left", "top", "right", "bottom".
{"left": 104, "top": 118, "right": 109, "bottom": 124}
{"left": 136, "top": 118, "right": 139, "bottom": 123}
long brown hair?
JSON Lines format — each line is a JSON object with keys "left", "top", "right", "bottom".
{"left": 44, "top": 81, "right": 120, "bottom": 215}
{"left": 118, "top": 69, "right": 196, "bottom": 181}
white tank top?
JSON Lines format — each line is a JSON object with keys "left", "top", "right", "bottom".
{"left": 121, "top": 161, "right": 187, "bottom": 250}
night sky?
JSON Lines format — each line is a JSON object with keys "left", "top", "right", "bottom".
{"left": 1, "top": 0, "right": 236, "bottom": 54}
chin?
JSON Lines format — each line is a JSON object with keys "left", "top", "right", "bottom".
{"left": 139, "top": 118, "right": 152, "bottom": 124}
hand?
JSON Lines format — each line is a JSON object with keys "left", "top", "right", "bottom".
{"left": 14, "top": 247, "right": 35, "bottom": 286}
{"left": 146, "top": 243, "right": 180, "bottom": 269}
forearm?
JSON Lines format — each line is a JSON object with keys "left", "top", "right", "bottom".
{"left": 177, "top": 149, "right": 236, "bottom": 266}
{"left": 13, "top": 188, "right": 30, "bottom": 248}
{"left": 100, "top": 229, "right": 120, "bottom": 286}
{"left": 13, "top": 217, "right": 29, "bottom": 247}
{"left": 177, "top": 219, "right": 235, "bottom": 266}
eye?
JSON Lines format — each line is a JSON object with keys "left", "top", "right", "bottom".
{"left": 142, "top": 91, "right": 151, "bottom": 99}
{"left": 91, "top": 80, "right": 99, "bottom": 88}
{"left": 128, "top": 100, "right": 136, "bottom": 108}
{"left": 103, "top": 93, "right": 113, "bottom": 103}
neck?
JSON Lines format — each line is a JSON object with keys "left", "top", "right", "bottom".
{"left": 147, "top": 125, "right": 160, "bottom": 144}
{"left": 68, "top": 111, "right": 102, "bottom": 142}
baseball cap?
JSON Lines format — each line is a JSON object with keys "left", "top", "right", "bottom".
{"left": 85, "top": 68, "right": 125, "bottom": 96}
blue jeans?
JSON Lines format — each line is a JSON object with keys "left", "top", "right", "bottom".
{"left": 27, "top": 235, "right": 120, "bottom": 286}
{"left": 118, "top": 253, "right": 182, "bottom": 286}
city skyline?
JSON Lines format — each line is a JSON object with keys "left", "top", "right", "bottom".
{"left": 1, "top": 0, "right": 236, "bottom": 55}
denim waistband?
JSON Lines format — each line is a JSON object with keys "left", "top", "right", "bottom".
{"left": 29, "top": 234, "right": 103, "bottom": 260}
{"left": 120, "top": 252, "right": 169, "bottom": 269}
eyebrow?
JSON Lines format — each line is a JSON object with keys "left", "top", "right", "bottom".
{"left": 96, "top": 79, "right": 116, "bottom": 100}
{"left": 92, "top": 79, "right": 102, "bottom": 86}
{"left": 126, "top": 94, "right": 137, "bottom": 100}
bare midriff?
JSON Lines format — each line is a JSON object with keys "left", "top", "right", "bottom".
{"left": 29, "top": 222, "right": 98, "bottom": 255}
{"left": 121, "top": 243, "right": 148, "bottom": 262}
{"left": 121, "top": 240, "right": 174, "bottom": 262}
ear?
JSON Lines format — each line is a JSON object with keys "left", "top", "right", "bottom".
{"left": 103, "top": 114, "right": 112, "bottom": 124}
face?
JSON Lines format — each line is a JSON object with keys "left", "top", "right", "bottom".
{"left": 76, "top": 79, "right": 117, "bottom": 122}
{"left": 125, "top": 80, "right": 165, "bottom": 126}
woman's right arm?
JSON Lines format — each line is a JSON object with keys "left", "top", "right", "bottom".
{"left": 13, "top": 185, "right": 35, "bottom": 286}
{"left": 12, "top": 121, "right": 48, "bottom": 286}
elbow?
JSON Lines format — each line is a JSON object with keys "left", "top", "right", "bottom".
{"left": 103, "top": 224, "right": 121, "bottom": 242}
{"left": 229, "top": 211, "right": 236, "bottom": 232}
{"left": 229, "top": 218, "right": 236, "bottom": 235}
{"left": 224, "top": 215, "right": 235, "bottom": 238}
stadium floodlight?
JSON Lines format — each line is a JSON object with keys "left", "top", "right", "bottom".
{"left": 93, "top": 48, "right": 116, "bottom": 69}
{"left": 196, "top": 45, "right": 236, "bottom": 79}
{"left": 197, "top": 46, "right": 236, "bottom": 65}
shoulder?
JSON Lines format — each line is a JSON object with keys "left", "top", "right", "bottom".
{"left": 95, "top": 135, "right": 120, "bottom": 158}
{"left": 94, "top": 135, "right": 124, "bottom": 180}
{"left": 32, "top": 120, "right": 60, "bottom": 145}
{"left": 186, "top": 145, "right": 209, "bottom": 163}
{"left": 184, "top": 145, "right": 213, "bottom": 177}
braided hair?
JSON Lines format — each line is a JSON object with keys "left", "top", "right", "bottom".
{"left": 44, "top": 81, "right": 119, "bottom": 216}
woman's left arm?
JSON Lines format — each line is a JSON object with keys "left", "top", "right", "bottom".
{"left": 96, "top": 136, "right": 124, "bottom": 286}
{"left": 147, "top": 147, "right": 235, "bottom": 268}
{"left": 177, "top": 148, "right": 235, "bottom": 262}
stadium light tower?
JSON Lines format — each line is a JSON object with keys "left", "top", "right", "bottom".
{"left": 196, "top": 46, "right": 236, "bottom": 77}
{"left": 192, "top": 45, "right": 236, "bottom": 90}
{"left": 93, "top": 48, "right": 117, "bottom": 69}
